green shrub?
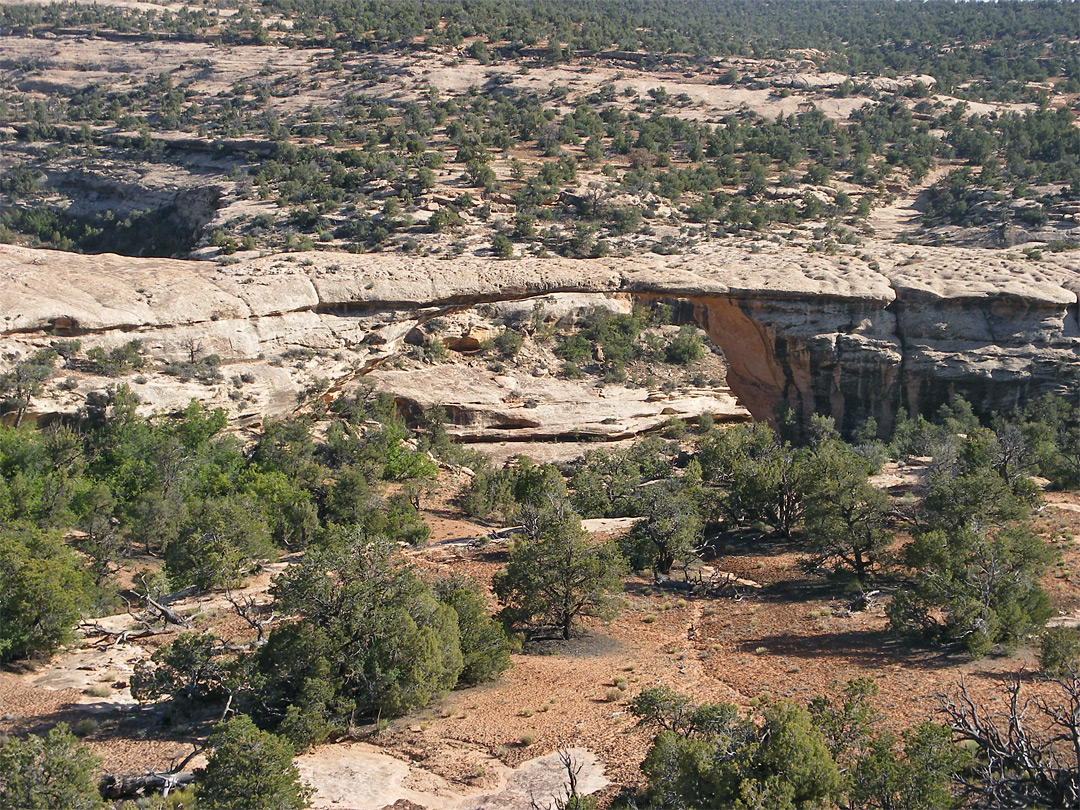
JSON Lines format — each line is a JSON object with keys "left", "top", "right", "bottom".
{"left": 0, "top": 529, "right": 90, "bottom": 662}
{"left": 639, "top": 698, "right": 842, "bottom": 810}
{"left": 384, "top": 492, "right": 432, "bottom": 546}
{"left": 164, "top": 496, "right": 274, "bottom": 591}
{"left": 0, "top": 349, "right": 57, "bottom": 427}
{"left": 197, "top": 715, "right": 312, "bottom": 810}
{"left": 131, "top": 632, "right": 237, "bottom": 723}
{"left": 697, "top": 421, "right": 804, "bottom": 536}
{"left": 1039, "top": 625, "right": 1080, "bottom": 677}
{"left": 0, "top": 205, "right": 196, "bottom": 257}
{"left": 459, "top": 464, "right": 516, "bottom": 521}
{"left": 71, "top": 719, "right": 99, "bottom": 738}
{"left": 435, "top": 575, "right": 512, "bottom": 685}
{"left": 85, "top": 340, "right": 145, "bottom": 377}
{"left": 492, "top": 233, "right": 514, "bottom": 258}
{"left": 259, "top": 535, "right": 465, "bottom": 733}
{"left": 494, "top": 503, "right": 626, "bottom": 640}
{"left": 493, "top": 328, "right": 524, "bottom": 358}
{"left": 801, "top": 438, "right": 890, "bottom": 583}
{"left": 0, "top": 724, "right": 105, "bottom": 809}
{"left": 620, "top": 483, "right": 702, "bottom": 575}
{"left": 633, "top": 681, "right": 965, "bottom": 810}
{"left": 608, "top": 206, "right": 643, "bottom": 235}
{"left": 162, "top": 353, "right": 223, "bottom": 384}
{"left": 663, "top": 325, "right": 704, "bottom": 365}
{"left": 555, "top": 333, "right": 593, "bottom": 363}
{"left": 889, "top": 524, "right": 1053, "bottom": 657}
{"left": 425, "top": 337, "right": 448, "bottom": 362}
{"left": 889, "top": 429, "right": 1054, "bottom": 656}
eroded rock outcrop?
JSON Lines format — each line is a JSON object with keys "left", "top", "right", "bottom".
{"left": 886, "top": 254, "right": 1080, "bottom": 423}
{"left": 373, "top": 363, "right": 747, "bottom": 443}
{"left": 1, "top": 242, "right": 1078, "bottom": 435}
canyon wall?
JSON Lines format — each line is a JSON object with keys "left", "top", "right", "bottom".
{"left": 1, "top": 243, "right": 1078, "bottom": 434}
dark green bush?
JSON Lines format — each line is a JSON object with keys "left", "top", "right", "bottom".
{"left": 492, "top": 233, "right": 514, "bottom": 258}
{"left": 260, "top": 535, "right": 465, "bottom": 732}
{"left": 0, "top": 529, "right": 90, "bottom": 662}
{"left": 494, "top": 502, "right": 626, "bottom": 640}
{"left": 1039, "top": 625, "right": 1080, "bottom": 677}
{"left": 0, "top": 724, "right": 105, "bottom": 810}
{"left": 663, "top": 325, "right": 705, "bottom": 365}
{"left": 197, "top": 715, "right": 312, "bottom": 810}
{"left": 435, "top": 575, "right": 512, "bottom": 685}
{"left": 164, "top": 496, "right": 274, "bottom": 591}
{"left": 889, "top": 524, "right": 1053, "bottom": 657}
{"left": 493, "top": 328, "right": 524, "bottom": 358}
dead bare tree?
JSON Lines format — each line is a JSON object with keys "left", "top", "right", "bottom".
{"left": 225, "top": 587, "right": 275, "bottom": 645}
{"left": 132, "top": 572, "right": 191, "bottom": 627}
{"left": 529, "top": 748, "right": 591, "bottom": 810}
{"left": 79, "top": 579, "right": 189, "bottom": 648}
{"left": 848, "top": 589, "right": 881, "bottom": 612}
{"left": 181, "top": 336, "right": 203, "bottom": 364}
{"left": 559, "top": 748, "right": 583, "bottom": 801}
{"left": 144, "top": 594, "right": 190, "bottom": 628}
{"left": 652, "top": 565, "right": 756, "bottom": 601}
{"left": 940, "top": 672, "right": 1080, "bottom": 808}
{"left": 78, "top": 621, "right": 172, "bottom": 649}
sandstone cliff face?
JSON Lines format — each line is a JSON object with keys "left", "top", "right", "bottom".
{"left": 692, "top": 295, "right": 903, "bottom": 434}
{"left": 625, "top": 245, "right": 1080, "bottom": 434}
{"left": 1, "top": 243, "right": 1078, "bottom": 435}
{"left": 886, "top": 257, "right": 1080, "bottom": 425}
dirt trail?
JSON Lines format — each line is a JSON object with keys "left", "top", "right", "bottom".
{"left": 866, "top": 167, "right": 949, "bottom": 240}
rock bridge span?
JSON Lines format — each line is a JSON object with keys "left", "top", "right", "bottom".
{"left": 1, "top": 243, "right": 1078, "bottom": 434}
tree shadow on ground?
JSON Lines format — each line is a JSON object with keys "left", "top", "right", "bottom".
{"left": 704, "top": 528, "right": 798, "bottom": 560}
{"left": 470, "top": 546, "right": 510, "bottom": 565}
{"left": 521, "top": 631, "right": 624, "bottom": 659}
{"left": 753, "top": 569, "right": 911, "bottom": 606}
{"left": 736, "top": 627, "right": 962, "bottom": 671}
{"left": 4, "top": 700, "right": 204, "bottom": 759}
{"left": 422, "top": 504, "right": 482, "bottom": 520}
{"left": 753, "top": 577, "right": 842, "bottom": 605}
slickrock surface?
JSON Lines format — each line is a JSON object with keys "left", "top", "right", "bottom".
{"left": 3, "top": 242, "right": 1079, "bottom": 433}
{"left": 369, "top": 364, "right": 748, "bottom": 442}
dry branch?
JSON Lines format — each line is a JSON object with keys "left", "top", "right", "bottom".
{"left": 940, "top": 672, "right": 1080, "bottom": 808}
{"left": 100, "top": 771, "right": 196, "bottom": 800}
{"left": 79, "top": 622, "right": 174, "bottom": 649}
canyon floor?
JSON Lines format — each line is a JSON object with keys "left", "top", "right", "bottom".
{"left": 2, "top": 467, "right": 1079, "bottom": 809}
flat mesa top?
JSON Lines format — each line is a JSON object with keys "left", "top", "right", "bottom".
{"left": 1, "top": 242, "right": 1079, "bottom": 336}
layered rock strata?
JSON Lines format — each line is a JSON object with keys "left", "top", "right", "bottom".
{"left": 1, "top": 243, "right": 1078, "bottom": 434}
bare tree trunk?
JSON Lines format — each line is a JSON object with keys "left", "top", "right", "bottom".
{"left": 100, "top": 771, "right": 196, "bottom": 800}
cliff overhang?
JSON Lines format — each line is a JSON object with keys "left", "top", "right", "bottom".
{"left": 2, "top": 243, "right": 1078, "bottom": 435}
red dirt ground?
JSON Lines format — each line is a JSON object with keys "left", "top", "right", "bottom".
{"left": 2, "top": 473, "right": 1078, "bottom": 808}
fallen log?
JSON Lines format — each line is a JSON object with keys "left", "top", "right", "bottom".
{"left": 147, "top": 596, "right": 191, "bottom": 628}
{"left": 78, "top": 622, "right": 173, "bottom": 648}
{"left": 653, "top": 569, "right": 762, "bottom": 599}
{"left": 101, "top": 746, "right": 202, "bottom": 799}
{"left": 100, "top": 771, "right": 195, "bottom": 800}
